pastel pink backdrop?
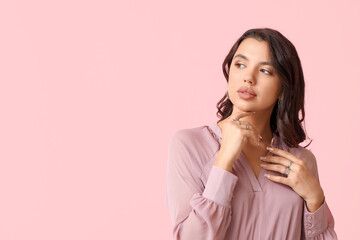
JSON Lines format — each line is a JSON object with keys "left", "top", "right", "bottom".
{"left": 0, "top": 0, "right": 358, "bottom": 239}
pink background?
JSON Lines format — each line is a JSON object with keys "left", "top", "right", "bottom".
{"left": 0, "top": 0, "right": 358, "bottom": 239}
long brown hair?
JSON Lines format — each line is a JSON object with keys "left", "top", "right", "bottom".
{"left": 216, "top": 28, "right": 309, "bottom": 148}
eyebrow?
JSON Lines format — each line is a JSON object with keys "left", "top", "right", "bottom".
{"left": 233, "top": 53, "right": 273, "bottom": 66}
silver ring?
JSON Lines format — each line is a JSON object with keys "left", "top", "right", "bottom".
{"left": 245, "top": 124, "right": 249, "bottom": 130}
{"left": 285, "top": 161, "right": 293, "bottom": 177}
{"left": 284, "top": 167, "right": 290, "bottom": 176}
{"left": 287, "top": 161, "right": 293, "bottom": 169}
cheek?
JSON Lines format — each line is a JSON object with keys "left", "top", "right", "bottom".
{"left": 257, "top": 81, "right": 282, "bottom": 104}
{"left": 227, "top": 80, "right": 239, "bottom": 103}
{"left": 262, "top": 79, "right": 282, "bottom": 95}
{"left": 228, "top": 67, "right": 242, "bottom": 82}
{"left": 227, "top": 77, "right": 237, "bottom": 91}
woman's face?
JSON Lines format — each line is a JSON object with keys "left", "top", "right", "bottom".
{"left": 228, "top": 37, "right": 282, "bottom": 114}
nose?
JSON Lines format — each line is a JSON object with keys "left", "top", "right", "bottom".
{"left": 244, "top": 78, "right": 253, "bottom": 85}
{"left": 243, "top": 68, "right": 256, "bottom": 85}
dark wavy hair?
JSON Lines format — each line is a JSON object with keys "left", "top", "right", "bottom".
{"left": 216, "top": 28, "right": 310, "bottom": 148}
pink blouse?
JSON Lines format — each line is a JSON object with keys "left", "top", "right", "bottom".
{"left": 166, "top": 122, "right": 337, "bottom": 239}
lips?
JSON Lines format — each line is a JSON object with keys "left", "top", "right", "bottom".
{"left": 237, "top": 86, "right": 256, "bottom": 96}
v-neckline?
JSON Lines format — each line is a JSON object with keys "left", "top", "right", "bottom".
{"left": 235, "top": 152, "right": 267, "bottom": 192}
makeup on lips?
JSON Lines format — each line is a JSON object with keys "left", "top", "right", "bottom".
{"left": 237, "top": 86, "right": 257, "bottom": 100}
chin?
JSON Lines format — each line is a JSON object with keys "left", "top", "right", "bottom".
{"left": 234, "top": 103, "right": 256, "bottom": 112}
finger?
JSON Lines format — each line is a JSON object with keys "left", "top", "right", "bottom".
{"left": 241, "top": 128, "right": 264, "bottom": 147}
{"left": 241, "top": 121, "right": 263, "bottom": 143}
{"left": 240, "top": 121, "right": 265, "bottom": 146}
{"left": 229, "top": 110, "right": 256, "bottom": 121}
{"left": 260, "top": 155, "right": 289, "bottom": 166}
{"left": 232, "top": 120, "right": 259, "bottom": 135}
{"left": 265, "top": 146, "right": 302, "bottom": 164}
{"left": 260, "top": 162, "right": 287, "bottom": 175}
{"left": 261, "top": 155, "right": 299, "bottom": 173}
{"left": 264, "top": 173, "right": 289, "bottom": 185}
{"left": 236, "top": 121, "right": 253, "bottom": 131}
{"left": 230, "top": 117, "right": 263, "bottom": 146}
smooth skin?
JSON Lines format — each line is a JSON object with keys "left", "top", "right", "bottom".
{"left": 214, "top": 37, "right": 325, "bottom": 212}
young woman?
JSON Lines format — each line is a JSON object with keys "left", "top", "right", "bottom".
{"left": 166, "top": 28, "right": 337, "bottom": 239}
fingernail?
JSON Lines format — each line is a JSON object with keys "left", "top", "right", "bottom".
{"left": 259, "top": 135, "right": 263, "bottom": 140}
{"left": 260, "top": 156, "right": 267, "bottom": 160}
{"left": 264, "top": 173, "right": 270, "bottom": 178}
{"left": 260, "top": 163, "right": 266, "bottom": 167}
{"left": 266, "top": 147, "right": 274, "bottom": 151}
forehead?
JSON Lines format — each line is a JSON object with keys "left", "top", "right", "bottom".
{"left": 234, "top": 38, "right": 271, "bottom": 61}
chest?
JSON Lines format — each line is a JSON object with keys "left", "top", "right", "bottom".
{"left": 246, "top": 159, "right": 261, "bottom": 179}
{"left": 242, "top": 148, "right": 266, "bottom": 180}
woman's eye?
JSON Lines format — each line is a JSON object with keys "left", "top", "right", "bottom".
{"left": 261, "top": 69, "right": 271, "bottom": 75}
{"left": 235, "top": 63, "right": 245, "bottom": 68}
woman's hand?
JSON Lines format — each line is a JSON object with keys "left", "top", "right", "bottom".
{"left": 260, "top": 147, "right": 325, "bottom": 212}
{"left": 215, "top": 110, "right": 262, "bottom": 172}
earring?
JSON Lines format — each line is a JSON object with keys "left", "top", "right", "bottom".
{"left": 277, "top": 99, "right": 281, "bottom": 105}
